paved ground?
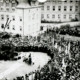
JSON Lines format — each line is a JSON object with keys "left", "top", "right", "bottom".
{"left": 0, "top": 52, "right": 50, "bottom": 80}
{"left": 0, "top": 61, "right": 22, "bottom": 79}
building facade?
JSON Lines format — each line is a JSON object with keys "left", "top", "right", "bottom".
{"left": 41, "top": 0, "right": 80, "bottom": 22}
{"left": 0, "top": 0, "right": 41, "bottom": 36}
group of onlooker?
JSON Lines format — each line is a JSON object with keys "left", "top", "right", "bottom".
{"left": 0, "top": 27, "right": 80, "bottom": 80}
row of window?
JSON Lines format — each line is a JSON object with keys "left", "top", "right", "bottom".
{"left": 42, "top": 6, "right": 79, "bottom": 11}
{"left": 52, "top": 0, "right": 79, "bottom": 3}
{"left": 0, "top": 14, "right": 38, "bottom": 22}
{"left": 0, "top": 15, "right": 22, "bottom": 21}
{"left": 6, "top": 3, "right": 16, "bottom": 7}
{"left": 41, "top": 14, "right": 78, "bottom": 19}
{"left": 0, "top": 7, "right": 38, "bottom": 12}
{"left": 1, "top": 24, "right": 22, "bottom": 31}
{"left": 0, "top": 8, "right": 15, "bottom": 11}
{"left": 29, "top": 8, "right": 38, "bottom": 12}
{"left": 0, "top": 2, "right": 16, "bottom": 7}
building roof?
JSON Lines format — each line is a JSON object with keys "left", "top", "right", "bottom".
{"left": 16, "top": 2, "right": 31, "bottom": 8}
{"left": 16, "top": 0, "right": 41, "bottom": 9}
{"left": 47, "top": 0, "right": 65, "bottom": 1}
{"left": 16, "top": 3, "right": 40, "bottom": 9}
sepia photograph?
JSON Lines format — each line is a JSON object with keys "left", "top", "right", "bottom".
{"left": 0, "top": 0, "right": 80, "bottom": 80}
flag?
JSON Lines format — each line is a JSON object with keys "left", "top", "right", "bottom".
{"left": 4, "top": 18, "right": 9, "bottom": 30}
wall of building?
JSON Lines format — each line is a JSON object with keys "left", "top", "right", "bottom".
{"left": 23, "top": 7, "right": 41, "bottom": 36}
{"left": 16, "top": 5, "right": 41, "bottom": 36}
{"left": 41, "top": 0, "right": 80, "bottom": 22}
{"left": 0, "top": 0, "right": 41, "bottom": 36}
{"left": 0, "top": 0, "right": 23, "bottom": 34}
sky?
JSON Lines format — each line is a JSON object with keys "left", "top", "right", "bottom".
{"left": 17, "top": 0, "right": 65, "bottom": 3}
{"left": 38, "top": 0, "right": 47, "bottom": 2}
{"left": 17, "top": 0, "right": 47, "bottom": 3}
{"left": 38, "top": 0, "right": 66, "bottom": 2}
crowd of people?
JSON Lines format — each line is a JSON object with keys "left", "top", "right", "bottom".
{"left": 50, "top": 24, "right": 80, "bottom": 37}
{"left": 65, "top": 41, "right": 80, "bottom": 80}
{"left": 0, "top": 27, "right": 80, "bottom": 80}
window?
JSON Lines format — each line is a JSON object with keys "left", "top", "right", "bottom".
{"left": 76, "top": 0, "right": 78, "bottom": 3}
{"left": 12, "top": 0, "right": 15, "bottom": 3}
{"left": 47, "top": 6, "right": 50, "bottom": 10}
{"left": 29, "top": 9, "right": 30, "bottom": 12}
{"left": 32, "top": 13, "right": 35, "bottom": 20}
{"left": 58, "top": 6, "right": 61, "bottom": 11}
{"left": 75, "top": 15, "right": 78, "bottom": 18}
{"left": 40, "top": 26, "right": 43, "bottom": 31}
{"left": 58, "top": 1, "right": 61, "bottom": 4}
{"left": 53, "top": 6, "right": 55, "bottom": 11}
{"left": 6, "top": 8, "right": 9, "bottom": 11}
{"left": 58, "top": 14, "right": 60, "bottom": 19}
{"left": 0, "top": 2, "right": 3, "bottom": 6}
{"left": 20, "top": 19, "right": 22, "bottom": 21}
{"left": 6, "top": 0, "right": 9, "bottom": 3}
{"left": 20, "top": 28, "right": 22, "bottom": 31}
{"left": 64, "top": 15, "right": 66, "bottom": 19}
{"left": 12, "top": 3, "right": 15, "bottom": 7}
{"left": 53, "top": 0, "right": 55, "bottom": 2}
{"left": 6, "top": 15, "right": 9, "bottom": 17}
{"left": 70, "top": 6, "right": 73, "bottom": 11}
{"left": 7, "top": 25, "right": 9, "bottom": 29}
{"left": 12, "top": 8, "right": 15, "bottom": 11}
{"left": 1, "top": 15, "right": 4, "bottom": 20}
{"left": 52, "top": 14, "right": 55, "bottom": 18}
{"left": 12, "top": 25, "right": 15, "bottom": 30}
{"left": 20, "top": 26, "right": 22, "bottom": 31}
{"left": 41, "top": 14, "right": 44, "bottom": 19}
{"left": 42, "top": 6, "right": 44, "bottom": 10}
{"left": 69, "top": 15, "right": 72, "bottom": 19}
{"left": 6, "top": 3, "right": 9, "bottom": 7}
{"left": 1, "top": 8, "right": 3, "bottom": 10}
{"left": 75, "top": 6, "right": 78, "bottom": 11}
{"left": 1, "top": 24, "right": 4, "bottom": 28}
{"left": 64, "top": 6, "right": 67, "bottom": 11}
{"left": 47, "top": 14, "right": 49, "bottom": 18}
{"left": 20, "top": 17, "right": 22, "bottom": 21}
{"left": 6, "top": 15, "right": 9, "bottom": 20}
{"left": 12, "top": 16, "right": 15, "bottom": 21}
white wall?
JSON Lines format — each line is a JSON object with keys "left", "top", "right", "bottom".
{"left": 0, "top": 1, "right": 41, "bottom": 36}
{"left": 41, "top": 1, "right": 80, "bottom": 22}
{"left": 16, "top": 6, "right": 41, "bottom": 36}
{"left": 23, "top": 7, "right": 41, "bottom": 36}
